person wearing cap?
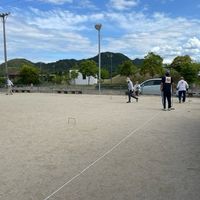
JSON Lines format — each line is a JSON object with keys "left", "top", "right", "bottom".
{"left": 176, "top": 77, "right": 189, "bottom": 103}
{"left": 126, "top": 77, "right": 138, "bottom": 103}
{"left": 160, "top": 71, "right": 173, "bottom": 111}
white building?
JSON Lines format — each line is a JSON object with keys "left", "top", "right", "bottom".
{"left": 69, "top": 70, "right": 97, "bottom": 85}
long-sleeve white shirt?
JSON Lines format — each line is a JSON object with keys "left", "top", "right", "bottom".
{"left": 127, "top": 80, "right": 134, "bottom": 91}
{"left": 7, "top": 79, "right": 13, "bottom": 87}
{"left": 177, "top": 80, "right": 189, "bottom": 91}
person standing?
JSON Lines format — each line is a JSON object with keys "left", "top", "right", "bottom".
{"left": 126, "top": 78, "right": 138, "bottom": 103}
{"left": 160, "top": 71, "right": 173, "bottom": 111}
{"left": 6, "top": 78, "right": 14, "bottom": 95}
{"left": 176, "top": 77, "right": 189, "bottom": 103}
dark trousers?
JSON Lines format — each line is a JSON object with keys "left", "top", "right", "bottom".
{"left": 178, "top": 90, "right": 186, "bottom": 103}
{"left": 135, "top": 90, "right": 139, "bottom": 96}
{"left": 128, "top": 90, "right": 138, "bottom": 102}
{"left": 163, "top": 91, "right": 171, "bottom": 109}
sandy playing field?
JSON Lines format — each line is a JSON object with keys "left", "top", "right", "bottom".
{"left": 0, "top": 93, "right": 200, "bottom": 200}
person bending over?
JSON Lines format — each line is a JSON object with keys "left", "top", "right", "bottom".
{"left": 126, "top": 78, "right": 138, "bottom": 103}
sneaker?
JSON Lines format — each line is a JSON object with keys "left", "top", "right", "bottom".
{"left": 126, "top": 101, "right": 131, "bottom": 103}
{"left": 168, "top": 108, "right": 171, "bottom": 111}
{"left": 162, "top": 108, "right": 167, "bottom": 111}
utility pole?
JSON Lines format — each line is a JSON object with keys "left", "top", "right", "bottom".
{"left": 0, "top": 12, "right": 10, "bottom": 79}
{"left": 110, "top": 53, "right": 113, "bottom": 84}
{"left": 95, "top": 23, "right": 102, "bottom": 94}
{"left": 107, "top": 52, "right": 113, "bottom": 84}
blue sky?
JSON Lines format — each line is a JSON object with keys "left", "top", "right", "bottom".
{"left": 1, "top": 0, "right": 200, "bottom": 64}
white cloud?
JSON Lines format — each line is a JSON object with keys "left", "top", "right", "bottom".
{"left": 151, "top": 45, "right": 182, "bottom": 57}
{"left": 109, "top": 0, "right": 139, "bottom": 11}
{"left": 28, "top": 8, "right": 89, "bottom": 30}
{"left": 1, "top": 3, "right": 200, "bottom": 63}
{"left": 38, "top": 0, "right": 96, "bottom": 8}
{"left": 184, "top": 37, "right": 200, "bottom": 49}
{"left": 77, "top": 0, "right": 97, "bottom": 9}
{"left": 103, "top": 11, "right": 200, "bottom": 62}
{"left": 39, "top": 0, "right": 73, "bottom": 5}
{"left": 0, "top": 8, "right": 96, "bottom": 63}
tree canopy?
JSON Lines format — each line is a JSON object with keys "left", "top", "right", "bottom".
{"left": 101, "top": 68, "right": 109, "bottom": 80}
{"left": 79, "top": 60, "right": 98, "bottom": 85}
{"left": 18, "top": 65, "right": 40, "bottom": 85}
{"left": 119, "top": 60, "right": 137, "bottom": 77}
{"left": 170, "top": 55, "right": 192, "bottom": 72}
{"left": 70, "top": 70, "right": 79, "bottom": 85}
{"left": 140, "top": 52, "right": 164, "bottom": 77}
{"left": 170, "top": 55, "right": 200, "bottom": 83}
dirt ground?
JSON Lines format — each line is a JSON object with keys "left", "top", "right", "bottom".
{"left": 0, "top": 93, "right": 200, "bottom": 200}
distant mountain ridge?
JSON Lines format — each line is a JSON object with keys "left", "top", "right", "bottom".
{"left": 0, "top": 52, "right": 144, "bottom": 75}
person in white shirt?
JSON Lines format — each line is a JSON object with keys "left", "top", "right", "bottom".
{"left": 134, "top": 81, "right": 141, "bottom": 96}
{"left": 6, "top": 78, "right": 14, "bottom": 95}
{"left": 126, "top": 77, "right": 138, "bottom": 103}
{"left": 176, "top": 77, "right": 189, "bottom": 103}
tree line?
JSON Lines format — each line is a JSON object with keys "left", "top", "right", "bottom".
{"left": 0, "top": 52, "right": 199, "bottom": 86}
{"left": 119, "top": 53, "right": 200, "bottom": 85}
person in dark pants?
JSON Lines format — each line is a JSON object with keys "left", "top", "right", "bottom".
{"left": 126, "top": 78, "right": 138, "bottom": 103}
{"left": 160, "top": 71, "right": 173, "bottom": 111}
{"left": 177, "top": 77, "right": 189, "bottom": 103}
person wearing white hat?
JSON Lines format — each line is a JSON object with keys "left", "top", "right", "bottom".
{"left": 177, "top": 77, "right": 189, "bottom": 103}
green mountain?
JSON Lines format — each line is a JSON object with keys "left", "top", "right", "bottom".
{"left": 89, "top": 52, "right": 132, "bottom": 72}
{"left": 0, "top": 52, "right": 144, "bottom": 75}
{"left": 0, "top": 58, "right": 35, "bottom": 76}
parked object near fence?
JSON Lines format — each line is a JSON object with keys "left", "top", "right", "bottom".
{"left": 140, "top": 78, "right": 162, "bottom": 95}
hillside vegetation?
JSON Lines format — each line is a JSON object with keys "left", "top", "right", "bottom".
{"left": 0, "top": 52, "right": 144, "bottom": 76}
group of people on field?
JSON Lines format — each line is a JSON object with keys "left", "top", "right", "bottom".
{"left": 6, "top": 74, "right": 189, "bottom": 110}
{"left": 126, "top": 72, "right": 189, "bottom": 111}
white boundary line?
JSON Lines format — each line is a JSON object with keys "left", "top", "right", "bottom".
{"left": 43, "top": 111, "right": 160, "bottom": 200}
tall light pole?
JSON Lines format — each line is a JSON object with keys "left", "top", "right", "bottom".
{"left": 95, "top": 23, "right": 102, "bottom": 94}
{"left": 0, "top": 12, "right": 10, "bottom": 79}
{"left": 110, "top": 53, "right": 113, "bottom": 84}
